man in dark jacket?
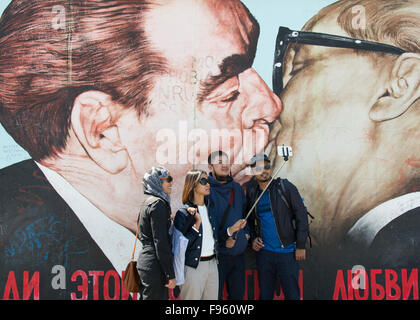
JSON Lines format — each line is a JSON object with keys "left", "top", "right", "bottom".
{"left": 244, "top": 154, "right": 309, "bottom": 300}
{"left": 207, "top": 151, "right": 249, "bottom": 300}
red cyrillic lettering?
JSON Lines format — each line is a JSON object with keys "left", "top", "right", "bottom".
{"left": 402, "top": 268, "right": 418, "bottom": 300}
{"left": 253, "top": 270, "right": 260, "bottom": 300}
{"left": 354, "top": 269, "right": 369, "bottom": 300}
{"left": 2, "top": 271, "right": 20, "bottom": 300}
{"left": 385, "top": 269, "right": 401, "bottom": 300}
{"left": 347, "top": 270, "right": 354, "bottom": 300}
{"left": 71, "top": 270, "right": 88, "bottom": 300}
{"left": 333, "top": 269, "right": 347, "bottom": 300}
{"left": 23, "top": 271, "right": 39, "bottom": 300}
{"left": 371, "top": 269, "right": 385, "bottom": 300}
{"left": 104, "top": 270, "right": 120, "bottom": 300}
{"left": 89, "top": 271, "right": 104, "bottom": 300}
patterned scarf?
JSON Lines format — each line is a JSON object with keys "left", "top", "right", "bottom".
{"left": 142, "top": 166, "right": 171, "bottom": 204}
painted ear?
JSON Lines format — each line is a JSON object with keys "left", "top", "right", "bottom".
{"left": 71, "top": 90, "right": 128, "bottom": 173}
{"left": 369, "top": 53, "right": 420, "bottom": 122}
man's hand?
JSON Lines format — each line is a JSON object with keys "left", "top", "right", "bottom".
{"left": 252, "top": 237, "right": 264, "bottom": 251}
{"left": 165, "top": 278, "right": 177, "bottom": 289}
{"left": 228, "top": 219, "right": 247, "bottom": 235}
{"left": 226, "top": 237, "right": 236, "bottom": 248}
{"left": 295, "top": 249, "right": 306, "bottom": 261}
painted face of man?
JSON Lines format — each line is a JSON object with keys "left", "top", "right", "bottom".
{"left": 116, "top": 0, "right": 282, "bottom": 207}
{"left": 270, "top": 15, "right": 404, "bottom": 240}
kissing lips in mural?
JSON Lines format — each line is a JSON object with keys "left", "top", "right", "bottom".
{"left": 0, "top": 0, "right": 281, "bottom": 299}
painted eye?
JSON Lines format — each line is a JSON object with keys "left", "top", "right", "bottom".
{"left": 221, "top": 90, "right": 240, "bottom": 103}
{"left": 289, "top": 64, "right": 304, "bottom": 76}
{"left": 204, "top": 76, "right": 240, "bottom": 108}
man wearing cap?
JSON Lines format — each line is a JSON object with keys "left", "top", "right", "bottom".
{"left": 244, "top": 154, "right": 309, "bottom": 300}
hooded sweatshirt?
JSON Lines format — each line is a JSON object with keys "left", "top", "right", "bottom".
{"left": 207, "top": 173, "right": 249, "bottom": 256}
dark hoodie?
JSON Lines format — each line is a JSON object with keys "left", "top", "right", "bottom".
{"left": 207, "top": 173, "right": 249, "bottom": 256}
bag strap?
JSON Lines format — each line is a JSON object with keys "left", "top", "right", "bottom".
{"left": 279, "top": 179, "right": 291, "bottom": 210}
{"left": 279, "top": 179, "right": 314, "bottom": 248}
{"left": 131, "top": 198, "right": 147, "bottom": 260}
{"left": 219, "top": 188, "right": 234, "bottom": 232}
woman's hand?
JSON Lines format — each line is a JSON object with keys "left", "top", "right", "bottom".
{"left": 187, "top": 207, "right": 201, "bottom": 229}
{"left": 165, "top": 278, "right": 177, "bottom": 289}
{"left": 187, "top": 207, "right": 197, "bottom": 215}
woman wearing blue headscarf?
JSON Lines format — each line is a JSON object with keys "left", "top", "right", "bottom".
{"left": 137, "top": 166, "right": 176, "bottom": 300}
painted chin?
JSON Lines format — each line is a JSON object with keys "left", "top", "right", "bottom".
{"left": 230, "top": 124, "right": 271, "bottom": 184}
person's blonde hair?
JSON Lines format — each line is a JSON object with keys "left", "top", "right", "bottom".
{"left": 181, "top": 170, "right": 208, "bottom": 204}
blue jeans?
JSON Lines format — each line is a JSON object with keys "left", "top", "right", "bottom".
{"left": 256, "top": 249, "right": 300, "bottom": 300}
{"left": 217, "top": 253, "right": 245, "bottom": 300}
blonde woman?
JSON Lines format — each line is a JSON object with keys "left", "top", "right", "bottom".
{"left": 173, "top": 170, "right": 218, "bottom": 300}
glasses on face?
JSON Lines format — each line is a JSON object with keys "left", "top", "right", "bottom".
{"left": 272, "top": 26, "right": 406, "bottom": 97}
{"left": 198, "top": 177, "right": 210, "bottom": 186}
{"left": 250, "top": 163, "right": 271, "bottom": 171}
{"left": 160, "top": 175, "right": 173, "bottom": 183}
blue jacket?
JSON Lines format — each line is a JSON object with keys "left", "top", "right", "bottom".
{"left": 173, "top": 200, "right": 218, "bottom": 269}
{"left": 207, "top": 173, "right": 249, "bottom": 256}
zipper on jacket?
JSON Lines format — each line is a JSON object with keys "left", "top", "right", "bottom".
{"left": 268, "top": 187, "right": 286, "bottom": 248}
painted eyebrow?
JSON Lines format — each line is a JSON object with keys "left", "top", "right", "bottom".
{"left": 197, "top": 53, "right": 252, "bottom": 103}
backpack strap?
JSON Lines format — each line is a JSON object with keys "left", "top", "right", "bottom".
{"left": 219, "top": 188, "right": 234, "bottom": 232}
{"left": 279, "top": 179, "right": 314, "bottom": 248}
{"left": 279, "top": 179, "right": 291, "bottom": 209}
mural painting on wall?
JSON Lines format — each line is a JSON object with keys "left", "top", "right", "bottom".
{"left": 0, "top": 0, "right": 419, "bottom": 300}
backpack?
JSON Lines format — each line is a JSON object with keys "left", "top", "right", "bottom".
{"left": 277, "top": 179, "right": 314, "bottom": 248}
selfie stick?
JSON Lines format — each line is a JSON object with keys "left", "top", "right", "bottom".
{"left": 244, "top": 146, "right": 290, "bottom": 220}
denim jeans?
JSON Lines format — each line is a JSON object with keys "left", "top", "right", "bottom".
{"left": 256, "top": 249, "right": 300, "bottom": 300}
{"left": 217, "top": 253, "right": 245, "bottom": 300}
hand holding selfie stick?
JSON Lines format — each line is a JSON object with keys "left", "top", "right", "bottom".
{"left": 230, "top": 146, "right": 292, "bottom": 242}
{"left": 244, "top": 145, "right": 291, "bottom": 221}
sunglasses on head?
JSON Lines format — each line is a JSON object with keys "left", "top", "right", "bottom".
{"left": 272, "top": 26, "right": 406, "bottom": 97}
{"left": 198, "top": 177, "right": 210, "bottom": 186}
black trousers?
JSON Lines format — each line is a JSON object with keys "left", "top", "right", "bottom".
{"left": 217, "top": 253, "right": 245, "bottom": 300}
{"left": 138, "top": 267, "right": 168, "bottom": 300}
{"left": 256, "top": 250, "right": 300, "bottom": 300}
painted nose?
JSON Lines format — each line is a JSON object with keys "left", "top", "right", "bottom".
{"left": 239, "top": 68, "right": 282, "bottom": 129}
